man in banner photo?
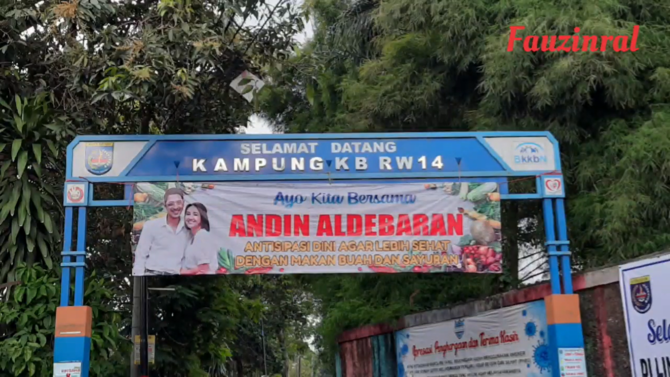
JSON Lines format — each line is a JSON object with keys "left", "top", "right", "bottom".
{"left": 132, "top": 187, "right": 192, "bottom": 275}
{"left": 131, "top": 182, "right": 502, "bottom": 276}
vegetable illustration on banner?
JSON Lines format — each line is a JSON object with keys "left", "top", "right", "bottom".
{"left": 130, "top": 181, "right": 503, "bottom": 276}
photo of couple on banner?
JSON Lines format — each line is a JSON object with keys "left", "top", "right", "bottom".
{"left": 132, "top": 187, "right": 219, "bottom": 276}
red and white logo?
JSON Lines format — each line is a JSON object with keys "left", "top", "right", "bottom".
{"left": 543, "top": 177, "right": 564, "bottom": 197}
{"left": 67, "top": 185, "right": 85, "bottom": 203}
{"left": 545, "top": 178, "right": 562, "bottom": 193}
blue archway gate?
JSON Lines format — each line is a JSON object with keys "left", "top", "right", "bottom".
{"left": 57, "top": 132, "right": 582, "bottom": 377}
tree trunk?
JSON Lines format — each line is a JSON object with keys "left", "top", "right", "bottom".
{"left": 280, "top": 328, "right": 290, "bottom": 376}
{"left": 502, "top": 200, "right": 520, "bottom": 287}
{"left": 235, "top": 357, "right": 244, "bottom": 377}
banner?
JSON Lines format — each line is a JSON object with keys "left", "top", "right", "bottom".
{"left": 619, "top": 254, "right": 670, "bottom": 377}
{"left": 395, "top": 301, "right": 550, "bottom": 377}
{"left": 130, "top": 182, "right": 502, "bottom": 276}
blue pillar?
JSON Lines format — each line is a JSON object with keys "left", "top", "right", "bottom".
{"left": 554, "top": 199, "right": 573, "bottom": 294}
{"left": 542, "top": 199, "right": 561, "bottom": 295}
{"left": 55, "top": 204, "right": 91, "bottom": 377}
{"left": 541, "top": 176, "right": 587, "bottom": 377}
{"left": 60, "top": 207, "right": 74, "bottom": 307}
{"left": 74, "top": 207, "right": 87, "bottom": 306}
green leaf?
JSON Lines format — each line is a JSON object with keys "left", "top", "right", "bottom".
{"left": 0, "top": 160, "right": 10, "bottom": 179}
{"left": 11, "top": 139, "right": 22, "bottom": 161}
{"left": 14, "top": 115, "right": 25, "bottom": 133}
{"left": 24, "top": 217, "right": 32, "bottom": 237}
{"left": 31, "top": 144, "right": 42, "bottom": 164}
{"left": 11, "top": 217, "right": 20, "bottom": 243}
{"left": 26, "top": 237, "right": 35, "bottom": 253}
{"left": 239, "top": 78, "right": 252, "bottom": 86}
{"left": 15, "top": 94, "right": 22, "bottom": 116}
{"left": 241, "top": 85, "right": 254, "bottom": 95}
{"left": 43, "top": 215, "right": 53, "bottom": 233}
{"left": 37, "top": 236, "right": 48, "bottom": 259}
{"left": 26, "top": 288, "right": 36, "bottom": 305}
{"left": 10, "top": 185, "right": 21, "bottom": 215}
{"left": 0, "top": 143, "right": 6, "bottom": 153}
{"left": 0, "top": 97, "right": 11, "bottom": 110}
{"left": 488, "top": 242, "right": 502, "bottom": 253}
{"left": 46, "top": 139, "right": 58, "bottom": 157}
{"left": 457, "top": 235, "right": 474, "bottom": 246}
{"left": 306, "top": 84, "right": 315, "bottom": 106}
{"left": 17, "top": 151, "right": 28, "bottom": 178}
{"left": 18, "top": 202, "right": 26, "bottom": 227}
{"left": 31, "top": 162, "right": 42, "bottom": 178}
{"left": 0, "top": 203, "right": 10, "bottom": 224}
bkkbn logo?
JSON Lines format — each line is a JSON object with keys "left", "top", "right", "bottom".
{"left": 513, "top": 142, "right": 547, "bottom": 165}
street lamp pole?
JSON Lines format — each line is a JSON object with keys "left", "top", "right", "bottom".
{"left": 139, "top": 276, "right": 149, "bottom": 377}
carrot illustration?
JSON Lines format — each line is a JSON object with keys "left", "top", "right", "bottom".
{"left": 368, "top": 265, "right": 399, "bottom": 273}
{"left": 245, "top": 267, "right": 273, "bottom": 274}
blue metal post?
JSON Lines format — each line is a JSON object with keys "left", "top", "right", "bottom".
{"left": 74, "top": 207, "right": 87, "bottom": 306}
{"left": 60, "top": 207, "right": 74, "bottom": 307}
{"left": 554, "top": 199, "right": 573, "bottom": 294}
{"left": 542, "top": 199, "right": 561, "bottom": 295}
{"left": 124, "top": 183, "right": 134, "bottom": 201}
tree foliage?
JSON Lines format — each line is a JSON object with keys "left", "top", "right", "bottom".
{"left": 258, "top": 0, "right": 670, "bottom": 368}
{"left": 0, "top": 264, "right": 128, "bottom": 377}
{"left": 2, "top": 0, "right": 312, "bottom": 375}
{"left": 0, "top": 95, "right": 73, "bottom": 282}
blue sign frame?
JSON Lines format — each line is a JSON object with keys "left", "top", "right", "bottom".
{"left": 58, "top": 131, "right": 579, "bottom": 377}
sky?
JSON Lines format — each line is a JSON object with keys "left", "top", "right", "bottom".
{"left": 239, "top": 0, "right": 314, "bottom": 135}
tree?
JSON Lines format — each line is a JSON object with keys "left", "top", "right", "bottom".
{"left": 0, "top": 264, "right": 128, "bottom": 377}
{"left": 0, "top": 94, "right": 73, "bottom": 282}
{"left": 258, "top": 0, "right": 670, "bottom": 369}
{"left": 2, "top": 0, "right": 312, "bottom": 374}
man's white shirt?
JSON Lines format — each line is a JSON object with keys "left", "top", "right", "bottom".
{"left": 132, "top": 216, "right": 190, "bottom": 275}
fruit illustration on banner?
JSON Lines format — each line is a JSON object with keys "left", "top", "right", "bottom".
{"left": 451, "top": 183, "right": 503, "bottom": 273}
{"left": 245, "top": 267, "right": 273, "bottom": 274}
{"left": 218, "top": 248, "right": 252, "bottom": 274}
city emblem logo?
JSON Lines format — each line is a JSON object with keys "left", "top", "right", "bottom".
{"left": 85, "top": 142, "right": 114, "bottom": 175}
{"left": 454, "top": 319, "right": 465, "bottom": 339}
{"left": 630, "top": 275, "right": 652, "bottom": 314}
{"left": 66, "top": 185, "right": 85, "bottom": 204}
{"left": 514, "top": 142, "right": 547, "bottom": 165}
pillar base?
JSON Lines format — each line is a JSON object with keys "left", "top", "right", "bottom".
{"left": 544, "top": 294, "right": 588, "bottom": 377}
{"left": 54, "top": 306, "right": 92, "bottom": 377}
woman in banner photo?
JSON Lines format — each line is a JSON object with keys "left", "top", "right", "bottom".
{"left": 180, "top": 203, "right": 219, "bottom": 275}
